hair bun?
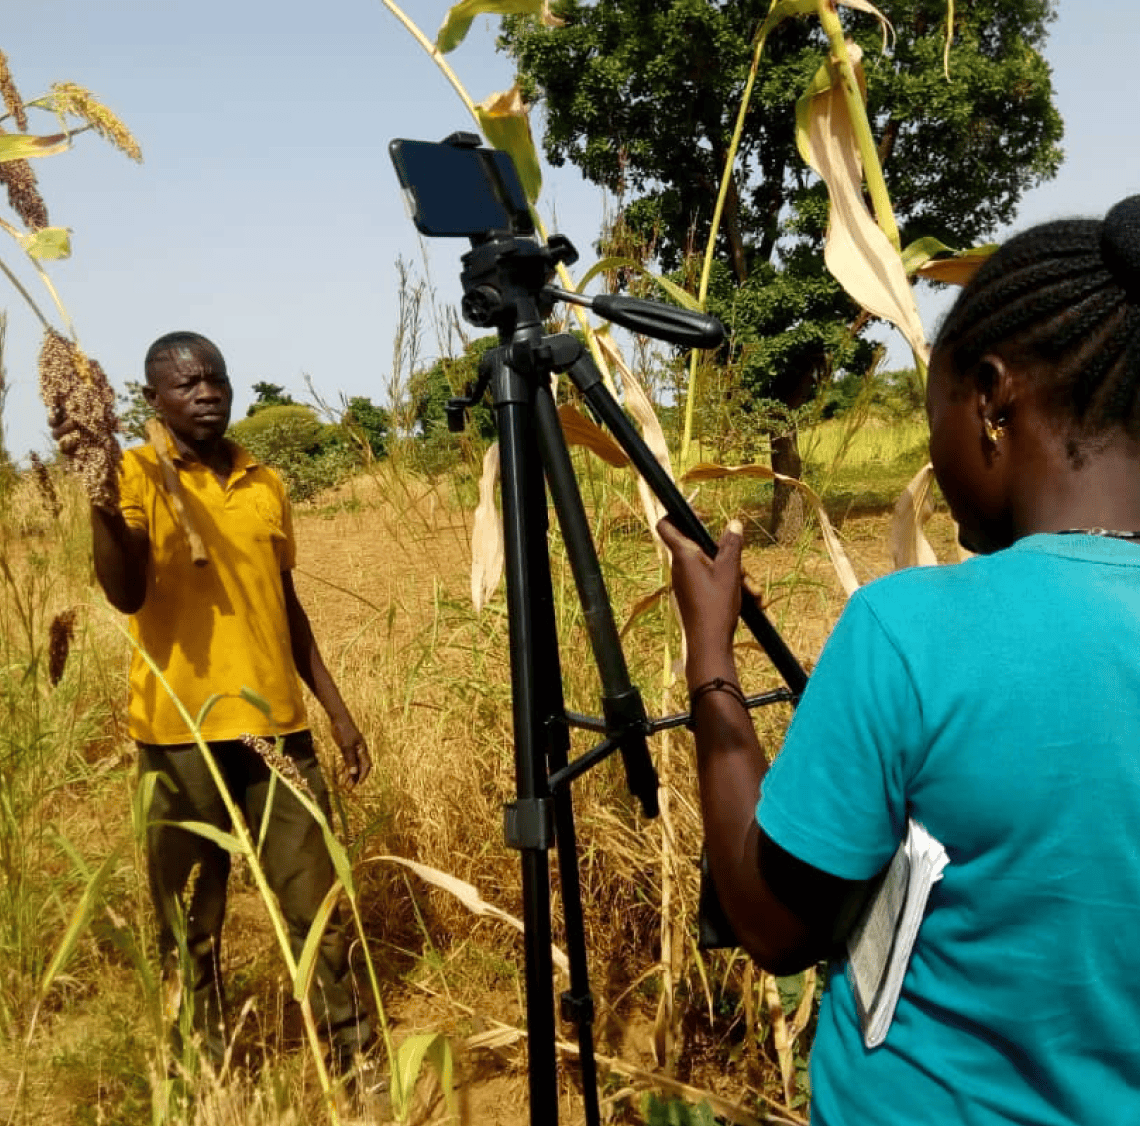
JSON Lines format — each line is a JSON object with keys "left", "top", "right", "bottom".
{"left": 1100, "top": 196, "right": 1140, "bottom": 297}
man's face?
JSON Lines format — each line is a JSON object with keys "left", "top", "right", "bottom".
{"left": 145, "top": 344, "right": 233, "bottom": 447}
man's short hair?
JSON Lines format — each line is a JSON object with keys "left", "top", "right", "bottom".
{"left": 144, "top": 331, "right": 226, "bottom": 386}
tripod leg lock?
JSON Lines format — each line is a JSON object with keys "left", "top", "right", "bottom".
{"left": 559, "top": 989, "right": 595, "bottom": 1028}
{"left": 504, "top": 798, "right": 556, "bottom": 850}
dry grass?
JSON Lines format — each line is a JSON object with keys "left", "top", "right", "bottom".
{"left": 0, "top": 432, "right": 959, "bottom": 1125}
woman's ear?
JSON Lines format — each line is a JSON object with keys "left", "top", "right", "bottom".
{"left": 975, "top": 353, "right": 1018, "bottom": 425}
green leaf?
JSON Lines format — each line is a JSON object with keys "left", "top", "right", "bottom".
{"left": 194, "top": 692, "right": 226, "bottom": 728}
{"left": 436, "top": 0, "right": 551, "bottom": 55}
{"left": 908, "top": 240, "right": 999, "bottom": 286}
{"left": 257, "top": 772, "right": 277, "bottom": 853}
{"left": 755, "top": 0, "right": 818, "bottom": 50}
{"left": 155, "top": 819, "right": 243, "bottom": 854}
{"left": 294, "top": 879, "right": 343, "bottom": 1003}
{"left": 18, "top": 227, "right": 72, "bottom": 261}
{"left": 262, "top": 760, "right": 359, "bottom": 901}
{"left": 239, "top": 686, "right": 273, "bottom": 717}
{"left": 901, "top": 235, "right": 960, "bottom": 275}
{"left": 575, "top": 257, "right": 702, "bottom": 311}
{"left": 390, "top": 1031, "right": 455, "bottom": 1119}
{"left": 0, "top": 132, "right": 70, "bottom": 162}
{"left": 943, "top": 0, "right": 955, "bottom": 78}
{"left": 39, "top": 837, "right": 128, "bottom": 999}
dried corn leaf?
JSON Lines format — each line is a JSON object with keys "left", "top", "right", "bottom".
{"left": 596, "top": 333, "right": 672, "bottom": 539}
{"left": 470, "top": 441, "right": 504, "bottom": 611}
{"left": 620, "top": 585, "right": 669, "bottom": 639}
{"left": 437, "top": 0, "right": 563, "bottom": 55}
{"left": 763, "top": 972, "right": 797, "bottom": 1106}
{"left": 0, "top": 132, "right": 69, "bottom": 161}
{"left": 890, "top": 463, "right": 938, "bottom": 570}
{"left": 788, "top": 966, "right": 817, "bottom": 1039}
{"left": 596, "top": 334, "right": 671, "bottom": 476}
{"left": 466, "top": 1026, "right": 524, "bottom": 1051}
{"left": 558, "top": 402, "right": 629, "bottom": 467}
{"left": 683, "top": 462, "right": 859, "bottom": 596}
{"left": 374, "top": 854, "right": 569, "bottom": 975}
{"left": 459, "top": 1009, "right": 792, "bottom": 1126}
{"left": 475, "top": 84, "right": 542, "bottom": 204}
{"left": 564, "top": 1038, "right": 789, "bottom": 1126}
{"left": 796, "top": 43, "right": 928, "bottom": 368}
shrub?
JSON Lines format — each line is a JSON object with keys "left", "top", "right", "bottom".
{"left": 228, "top": 405, "right": 358, "bottom": 502}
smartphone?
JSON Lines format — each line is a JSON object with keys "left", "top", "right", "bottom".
{"left": 389, "top": 134, "right": 534, "bottom": 239}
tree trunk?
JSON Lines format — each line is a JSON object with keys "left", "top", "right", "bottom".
{"left": 766, "top": 352, "right": 822, "bottom": 543}
{"left": 769, "top": 430, "right": 806, "bottom": 544}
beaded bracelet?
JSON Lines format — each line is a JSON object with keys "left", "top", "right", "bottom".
{"left": 686, "top": 677, "right": 749, "bottom": 730}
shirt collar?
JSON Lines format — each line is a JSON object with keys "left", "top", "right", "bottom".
{"left": 170, "top": 438, "right": 260, "bottom": 478}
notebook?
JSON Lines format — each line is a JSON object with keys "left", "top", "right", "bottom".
{"left": 846, "top": 819, "right": 949, "bottom": 1049}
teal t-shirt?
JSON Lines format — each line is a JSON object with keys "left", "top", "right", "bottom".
{"left": 758, "top": 534, "right": 1140, "bottom": 1124}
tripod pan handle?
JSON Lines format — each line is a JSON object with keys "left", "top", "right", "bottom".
{"left": 590, "top": 294, "right": 724, "bottom": 349}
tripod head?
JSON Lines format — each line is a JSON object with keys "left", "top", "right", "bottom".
{"left": 390, "top": 131, "right": 724, "bottom": 412}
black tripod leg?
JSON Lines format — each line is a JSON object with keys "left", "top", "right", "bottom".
{"left": 533, "top": 382, "right": 658, "bottom": 818}
{"left": 549, "top": 735, "right": 603, "bottom": 1126}
{"left": 533, "top": 378, "right": 664, "bottom": 1126}
{"left": 490, "top": 351, "right": 560, "bottom": 1124}
{"left": 562, "top": 351, "right": 808, "bottom": 698}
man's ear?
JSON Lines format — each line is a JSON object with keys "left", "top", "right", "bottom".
{"left": 142, "top": 383, "right": 158, "bottom": 409}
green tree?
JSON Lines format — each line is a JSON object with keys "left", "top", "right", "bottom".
{"left": 503, "top": 0, "right": 1062, "bottom": 535}
{"left": 410, "top": 336, "right": 499, "bottom": 442}
{"left": 228, "top": 404, "right": 355, "bottom": 501}
{"left": 117, "top": 380, "right": 154, "bottom": 442}
{"left": 246, "top": 381, "right": 295, "bottom": 416}
{"left": 341, "top": 395, "right": 391, "bottom": 459}
{"left": 402, "top": 337, "right": 500, "bottom": 476}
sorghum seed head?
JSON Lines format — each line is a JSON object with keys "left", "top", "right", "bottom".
{"left": 48, "top": 607, "right": 77, "bottom": 686}
{"left": 38, "top": 328, "right": 122, "bottom": 510}
{"left": 0, "top": 49, "right": 27, "bottom": 132}
{"left": 240, "top": 733, "right": 317, "bottom": 805}
{"left": 0, "top": 136, "right": 48, "bottom": 230}
{"left": 28, "top": 451, "right": 61, "bottom": 519}
{"left": 49, "top": 82, "right": 142, "bottom": 163}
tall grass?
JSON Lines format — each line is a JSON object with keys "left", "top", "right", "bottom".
{"left": 0, "top": 401, "right": 960, "bottom": 1125}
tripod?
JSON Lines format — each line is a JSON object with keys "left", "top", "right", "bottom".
{"left": 448, "top": 229, "right": 808, "bottom": 1125}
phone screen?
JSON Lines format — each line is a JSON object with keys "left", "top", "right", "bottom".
{"left": 389, "top": 138, "right": 534, "bottom": 238}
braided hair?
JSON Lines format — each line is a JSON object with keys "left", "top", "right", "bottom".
{"left": 935, "top": 196, "right": 1140, "bottom": 457}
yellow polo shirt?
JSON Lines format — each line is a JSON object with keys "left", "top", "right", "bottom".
{"left": 119, "top": 442, "right": 308, "bottom": 744}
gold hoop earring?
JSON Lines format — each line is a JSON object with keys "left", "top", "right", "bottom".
{"left": 984, "top": 417, "right": 1007, "bottom": 444}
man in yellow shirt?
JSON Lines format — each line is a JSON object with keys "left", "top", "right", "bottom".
{"left": 55, "top": 331, "right": 375, "bottom": 1082}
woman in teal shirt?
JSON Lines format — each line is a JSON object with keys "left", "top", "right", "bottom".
{"left": 661, "top": 196, "right": 1140, "bottom": 1123}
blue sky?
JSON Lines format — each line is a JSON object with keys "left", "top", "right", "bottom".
{"left": 2, "top": 1, "right": 1138, "bottom": 459}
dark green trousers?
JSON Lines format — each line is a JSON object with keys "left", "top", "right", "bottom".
{"left": 139, "top": 730, "right": 370, "bottom": 1062}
